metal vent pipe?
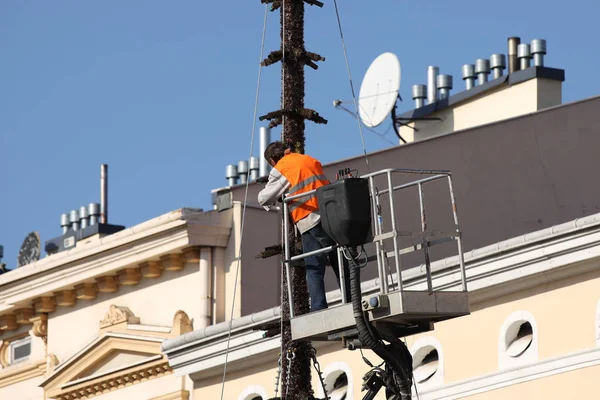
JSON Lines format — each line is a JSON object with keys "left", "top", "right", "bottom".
{"left": 259, "top": 127, "right": 271, "bottom": 177}
{"left": 79, "top": 206, "right": 89, "bottom": 229}
{"left": 531, "top": 39, "right": 547, "bottom": 66}
{"left": 436, "top": 75, "right": 453, "bottom": 99}
{"left": 475, "top": 59, "right": 490, "bottom": 85}
{"left": 508, "top": 37, "right": 521, "bottom": 73}
{"left": 100, "top": 164, "right": 108, "bottom": 224}
{"left": 462, "top": 64, "right": 476, "bottom": 90}
{"left": 226, "top": 164, "right": 238, "bottom": 186}
{"left": 70, "top": 210, "right": 80, "bottom": 231}
{"left": 518, "top": 44, "right": 532, "bottom": 69}
{"left": 249, "top": 157, "right": 259, "bottom": 181}
{"left": 412, "top": 84, "right": 426, "bottom": 108}
{"left": 238, "top": 160, "right": 249, "bottom": 184}
{"left": 88, "top": 203, "right": 100, "bottom": 226}
{"left": 61, "top": 213, "right": 71, "bottom": 234}
{"left": 490, "top": 54, "right": 506, "bottom": 79}
{"left": 427, "top": 66, "right": 439, "bottom": 104}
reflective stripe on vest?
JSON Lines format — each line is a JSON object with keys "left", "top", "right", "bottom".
{"left": 275, "top": 153, "right": 329, "bottom": 223}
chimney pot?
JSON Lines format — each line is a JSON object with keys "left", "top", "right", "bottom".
{"left": 462, "top": 64, "right": 476, "bottom": 90}
{"left": 518, "top": 44, "right": 532, "bottom": 69}
{"left": 427, "top": 66, "right": 439, "bottom": 104}
{"left": 70, "top": 210, "right": 80, "bottom": 231}
{"left": 259, "top": 127, "right": 271, "bottom": 178}
{"left": 531, "top": 39, "right": 547, "bottom": 66}
{"left": 61, "top": 213, "right": 71, "bottom": 234}
{"left": 411, "top": 84, "right": 427, "bottom": 108}
{"left": 249, "top": 157, "right": 260, "bottom": 181}
{"left": 490, "top": 54, "right": 506, "bottom": 79}
{"left": 226, "top": 164, "right": 238, "bottom": 186}
{"left": 237, "top": 160, "right": 249, "bottom": 184}
{"left": 79, "top": 206, "right": 89, "bottom": 230}
{"left": 507, "top": 37, "right": 521, "bottom": 73}
{"left": 474, "top": 59, "right": 490, "bottom": 85}
{"left": 436, "top": 75, "right": 453, "bottom": 99}
{"left": 88, "top": 203, "right": 100, "bottom": 226}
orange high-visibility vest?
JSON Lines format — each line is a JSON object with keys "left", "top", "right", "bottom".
{"left": 275, "top": 153, "right": 330, "bottom": 223}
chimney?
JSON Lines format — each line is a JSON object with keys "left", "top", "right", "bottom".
{"left": 531, "top": 39, "right": 547, "bottom": 67}
{"left": 475, "top": 59, "right": 490, "bottom": 85}
{"left": 427, "top": 66, "right": 439, "bottom": 104}
{"left": 436, "top": 75, "right": 453, "bottom": 99}
{"left": 259, "top": 127, "right": 271, "bottom": 177}
{"left": 462, "top": 64, "right": 476, "bottom": 90}
{"left": 88, "top": 203, "right": 100, "bottom": 226}
{"left": 100, "top": 164, "right": 108, "bottom": 224}
{"left": 70, "top": 210, "right": 80, "bottom": 231}
{"left": 518, "top": 44, "right": 532, "bottom": 70}
{"left": 226, "top": 164, "right": 238, "bottom": 186}
{"left": 412, "top": 84, "right": 426, "bottom": 108}
{"left": 79, "top": 206, "right": 89, "bottom": 229}
{"left": 490, "top": 54, "right": 506, "bottom": 79}
{"left": 61, "top": 213, "right": 71, "bottom": 234}
{"left": 508, "top": 37, "right": 521, "bottom": 73}
{"left": 249, "top": 157, "right": 259, "bottom": 181}
{"left": 238, "top": 160, "right": 249, "bottom": 184}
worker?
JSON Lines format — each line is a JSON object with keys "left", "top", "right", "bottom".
{"left": 257, "top": 141, "right": 352, "bottom": 312}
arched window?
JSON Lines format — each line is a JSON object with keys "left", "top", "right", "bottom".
{"left": 237, "top": 384, "right": 267, "bottom": 400}
{"left": 498, "top": 310, "right": 538, "bottom": 369}
{"left": 410, "top": 337, "right": 444, "bottom": 388}
{"left": 318, "top": 361, "right": 353, "bottom": 400}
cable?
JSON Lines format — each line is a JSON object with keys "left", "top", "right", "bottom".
{"left": 335, "top": 103, "right": 397, "bottom": 146}
{"left": 219, "top": 5, "right": 269, "bottom": 399}
{"left": 332, "top": 0, "right": 370, "bottom": 172}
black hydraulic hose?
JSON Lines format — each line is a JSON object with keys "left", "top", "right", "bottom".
{"left": 348, "top": 251, "right": 412, "bottom": 400}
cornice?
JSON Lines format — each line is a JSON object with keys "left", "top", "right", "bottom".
{"left": 0, "top": 359, "right": 46, "bottom": 388}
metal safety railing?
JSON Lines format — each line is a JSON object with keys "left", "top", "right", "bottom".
{"left": 282, "top": 168, "right": 467, "bottom": 318}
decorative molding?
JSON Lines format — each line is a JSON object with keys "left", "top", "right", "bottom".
{"left": 160, "top": 254, "right": 184, "bottom": 271}
{"left": 100, "top": 305, "right": 140, "bottom": 329}
{"left": 498, "top": 310, "right": 538, "bottom": 370}
{"left": 33, "top": 296, "right": 56, "bottom": 313}
{"left": 410, "top": 336, "right": 444, "bottom": 389}
{"left": 0, "top": 332, "right": 30, "bottom": 367}
{"left": 74, "top": 283, "right": 98, "bottom": 300}
{"left": 47, "top": 353, "right": 59, "bottom": 376}
{"left": 54, "top": 360, "right": 172, "bottom": 400}
{"left": 237, "top": 384, "right": 268, "bottom": 400}
{"left": 415, "top": 347, "right": 600, "bottom": 400}
{"left": 317, "top": 361, "right": 354, "bottom": 400}
{"left": 182, "top": 247, "right": 200, "bottom": 264}
{"left": 0, "top": 359, "right": 46, "bottom": 388}
{"left": 140, "top": 261, "right": 163, "bottom": 278}
{"left": 96, "top": 276, "right": 119, "bottom": 293}
{"left": 150, "top": 390, "right": 190, "bottom": 400}
{"left": 31, "top": 314, "right": 48, "bottom": 342}
{"left": 172, "top": 311, "right": 193, "bottom": 336}
{"left": 117, "top": 268, "right": 141, "bottom": 286}
{"left": 14, "top": 308, "right": 34, "bottom": 325}
{"left": 54, "top": 290, "right": 76, "bottom": 307}
{"left": 0, "top": 315, "right": 17, "bottom": 331}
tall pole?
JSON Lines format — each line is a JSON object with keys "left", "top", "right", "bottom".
{"left": 259, "top": 1, "right": 327, "bottom": 398}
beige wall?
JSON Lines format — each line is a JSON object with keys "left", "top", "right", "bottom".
{"left": 399, "top": 77, "right": 562, "bottom": 143}
{"left": 0, "top": 374, "right": 45, "bottom": 400}
{"left": 466, "top": 364, "right": 600, "bottom": 399}
{"left": 48, "top": 263, "right": 202, "bottom": 364}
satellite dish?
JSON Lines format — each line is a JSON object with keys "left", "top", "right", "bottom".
{"left": 17, "top": 232, "right": 41, "bottom": 268}
{"left": 358, "top": 52, "right": 401, "bottom": 128}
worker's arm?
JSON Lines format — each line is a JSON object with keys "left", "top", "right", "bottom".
{"left": 258, "top": 167, "right": 290, "bottom": 210}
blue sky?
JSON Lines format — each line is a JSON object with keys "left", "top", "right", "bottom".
{"left": 0, "top": 1, "right": 597, "bottom": 268}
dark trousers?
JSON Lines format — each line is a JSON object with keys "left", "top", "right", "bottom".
{"left": 301, "top": 222, "right": 352, "bottom": 312}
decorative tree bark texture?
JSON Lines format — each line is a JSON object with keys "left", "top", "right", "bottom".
{"left": 258, "top": 0, "right": 327, "bottom": 398}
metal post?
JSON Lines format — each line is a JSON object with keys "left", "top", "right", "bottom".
{"left": 447, "top": 175, "right": 467, "bottom": 291}
{"left": 283, "top": 199, "right": 294, "bottom": 317}
{"left": 100, "top": 164, "right": 108, "bottom": 224}
{"left": 418, "top": 183, "right": 433, "bottom": 292}
{"left": 337, "top": 247, "right": 347, "bottom": 304}
{"left": 369, "top": 176, "right": 388, "bottom": 294}
{"left": 386, "top": 171, "right": 400, "bottom": 294}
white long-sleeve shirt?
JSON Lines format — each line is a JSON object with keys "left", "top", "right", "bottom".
{"left": 257, "top": 166, "right": 321, "bottom": 234}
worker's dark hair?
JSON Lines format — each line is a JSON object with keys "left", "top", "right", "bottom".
{"left": 264, "top": 141, "right": 288, "bottom": 164}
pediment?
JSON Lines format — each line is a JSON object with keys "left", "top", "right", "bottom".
{"left": 42, "top": 333, "right": 169, "bottom": 400}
